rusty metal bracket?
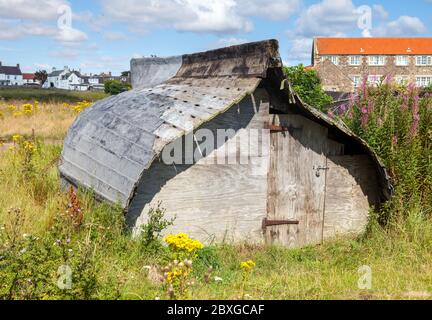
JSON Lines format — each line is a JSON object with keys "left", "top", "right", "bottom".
{"left": 265, "top": 122, "right": 302, "bottom": 133}
{"left": 267, "top": 123, "right": 290, "bottom": 132}
{"left": 262, "top": 218, "right": 299, "bottom": 229}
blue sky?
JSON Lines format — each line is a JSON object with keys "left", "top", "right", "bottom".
{"left": 0, "top": 0, "right": 431, "bottom": 75}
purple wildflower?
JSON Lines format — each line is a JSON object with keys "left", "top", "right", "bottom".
{"left": 340, "top": 103, "right": 347, "bottom": 113}
{"left": 401, "top": 93, "right": 409, "bottom": 112}
{"left": 367, "top": 99, "right": 375, "bottom": 114}
{"left": 384, "top": 74, "right": 394, "bottom": 85}
{"left": 361, "top": 112, "right": 369, "bottom": 128}
{"left": 410, "top": 113, "right": 420, "bottom": 137}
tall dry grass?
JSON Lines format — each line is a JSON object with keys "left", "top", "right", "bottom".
{"left": 0, "top": 100, "right": 81, "bottom": 141}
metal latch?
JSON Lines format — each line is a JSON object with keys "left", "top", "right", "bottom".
{"left": 262, "top": 218, "right": 299, "bottom": 230}
{"left": 313, "top": 165, "right": 329, "bottom": 177}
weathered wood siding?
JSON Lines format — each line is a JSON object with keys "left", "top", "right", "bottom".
{"left": 128, "top": 89, "right": 270, "bottom": 243}
{"left": 266, "top": 114, "right": 335, "bottom": 247}
{"left": 323, "top": 155, "right": 380, "bottom": 239}
{"left": 128, "top": 95, "right": 382, "bottom": 246}
{"left": 265, "top": 114, "right": 378, "bottom": 246}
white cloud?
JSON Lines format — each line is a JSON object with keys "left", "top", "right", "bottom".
{"left": 286, "top": 37, "right": 314, "bottom": 64}
{"left": 101, "top": 0, "right": 300, "bottom": 34}
{"left": 374, "top": 16, "right": 427, "bottom": 36}
{"left": 0, "top": 0, "right": 88, "bottom": 44}
{"left": 79, "top": 55, "right": 129, "bottom": 73}
{"left": 174, "top": 0, "right": 252, "bottom": 33}
{"left": 0, "top": 20, "right": 56, "bottom": 40}
{"left": 241, "top": 0, "right": 301, "bottom": 21}
{"left": 101, "top": 0, "right": 251, "bottom": 34}
{"left": 209, "top": 37, "right": 248, "bottom": 49}
{"left": 286, "top": 0, "right": 427, "bottom": 65}
{"left": 373, "top": 4, "right": 389, "bottom": 21}
{"left": 55, "top": 27, "right": 88, "bottom": 43}
{"left": 49, "top": 48, "right": 80, "bottom": 59}
{"left": 294, "top": 0, "right": 359, "bottom": 37}
{"left": 0, "top": 0, "right": 68, "bottom": 21}
{"left": 103, "top": 32, "right": 128, "bottom": 41}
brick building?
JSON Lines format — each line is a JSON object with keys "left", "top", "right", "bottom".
{"left": 312, "top": 37, "right": 432, "bottom": 92}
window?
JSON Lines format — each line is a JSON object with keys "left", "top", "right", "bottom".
{"left": 416, "top": 76, "right": 432, "bottom": 87}
{"left": 368, "top": 56, "right": 386, "bottom": 66}
{"left": 395, "top": 75, "right": 409, "bottom": 85}
{"left": 349, "top": 56, "right": 362, "bottom": 66}
{"left": 416, "top": 56, "right": 432, "bottom": 66}
{"left": 322, "top": 55, "right": 339, "bottom": 65}
{"left": 351, "top": 75, "right": 361, "bottom": 88}
{"left": 396, "top": 76, "right": 410, "bottom": 86}
{"left": 395, "top": 56, "right": 409, "bottom": 66}
{"left": 368, "top": 75, "right": 383, "bottom": 86}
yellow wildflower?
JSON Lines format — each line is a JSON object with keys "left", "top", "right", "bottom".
{"left": 8, "top": 105, "right": 16, "bottom": 112}
{"left": 12, "top": 134, "right": 23, "bottom": 143}
{"left": 164, "top": 233, "right": 204, "bottom": 253}
{"left": 22, "top": 141, "right": 36, "bottom": 153}
{"left": 13, "top": 111, "right": 24, "bottom": 117}
{"left": 72, "top": 100, "right": 92, "bottom": 113}
{"left": 22, "top": 103, "right": 34, "bottom": 115}
{"left": 240, "top": 260, "right": 256, "bottom": 272}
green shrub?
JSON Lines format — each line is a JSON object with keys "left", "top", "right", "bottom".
{"left": 283, "top": 64, "right": 333, "bottom": 111}
{"left": 0, "top": 87, "right": 108, "bottom": 103}
{"left": 139, "top": 203, "right": 175, "bottom": 250}
{"left": 104, "top": 80, "right": 131, "bottom": 95}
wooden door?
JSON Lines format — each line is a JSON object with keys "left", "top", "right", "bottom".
{"left": 265, "top": 114, "right": 329, "bottom": 247}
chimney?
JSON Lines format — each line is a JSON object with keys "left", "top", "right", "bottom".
{"left": 17, "top": 64, "right": 20, "bottom": 68}
{"left": 52, "top": 67, "right": 56, "bottom": 71}
{"left": 0, "top": 61, "right": 2, "bottom": 67}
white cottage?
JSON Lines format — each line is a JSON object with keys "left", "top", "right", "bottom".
{"left": 0, "top": 62, "right": 23, "bottom": 86}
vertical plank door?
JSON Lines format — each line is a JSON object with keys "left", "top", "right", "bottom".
{"left": 265, "top": 114, "right": 329, "bottom": 247}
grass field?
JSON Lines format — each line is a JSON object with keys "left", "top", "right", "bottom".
{"left": 0, "top": 85, "right": 431, "bottom": 300}
{"left": 0, "top": 143, "right": 431, "bottom": 300}
{"left": 0, "top": 87, "right": 108, "bottom": 103}
{"left": 0, "top": 101, "right": 80, "bottom": 141}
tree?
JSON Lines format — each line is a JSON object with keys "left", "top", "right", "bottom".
{"left": 34, "top": 70, "right": 48, "bottom": 86}
{"left": 283, "top": 64, "right": 333, "bottom": 111}
{"left": 104, "top": 79, "right": 131, "bottom": 95}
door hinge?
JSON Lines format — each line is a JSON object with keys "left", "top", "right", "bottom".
{"left": 262, "top": 218, "right": 299, "bottom": 229}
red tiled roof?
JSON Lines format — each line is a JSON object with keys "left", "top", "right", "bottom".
{"left": 315, "top": 37, "right": 432, "bottom": 55}
{"left": 23, "top": 73, "right": 35, "bottom": 80}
